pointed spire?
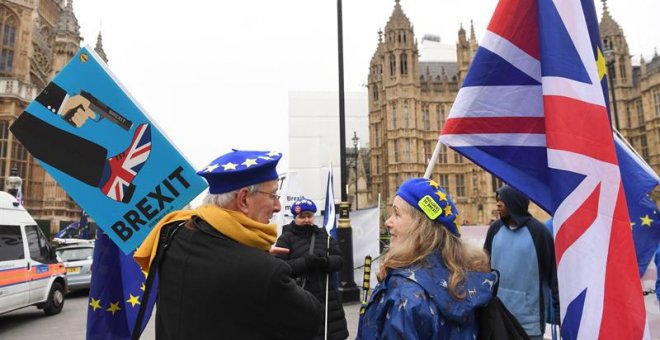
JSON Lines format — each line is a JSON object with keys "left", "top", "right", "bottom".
{"left": 640, "top": 54, "right": 647, "bottom": 75}
{"left": 95, "top": 31, "right": 108, "bottom": 63}
{"left": 378, "top": 28, "right": 383, "bottom": 43}
{"left": 385, "top": 0, "right": 412, "bottom": 31}
{"left": 470, "top": 20, "right": 476, "bottom": 42}
{"left": 599, "top": 0, "right": 621, "bottom": 38}
{"left": 56, "top": 0, "right": 80, "bottom": 36}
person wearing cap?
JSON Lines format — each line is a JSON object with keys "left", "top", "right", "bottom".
{"left": 135, "top": 150, "right": 322, "bottom": 340}
{"left": 357, "top": 178, "right": 496, "bottom": 339}
{"left": 273, "top": 198, "right": 349, "bottom": 340}
{"left": 484, "top": 185, "right": 560, "bottom": 340}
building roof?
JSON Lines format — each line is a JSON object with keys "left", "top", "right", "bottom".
{"left": 419, "top": 61, "right": 459, "bottom": 83}
{"left": 646, "top": 53, "right": 660, "bottom": 75}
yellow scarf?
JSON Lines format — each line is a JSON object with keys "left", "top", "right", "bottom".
{"left": 134, "top": 204, "right": 277, "bottom": 271}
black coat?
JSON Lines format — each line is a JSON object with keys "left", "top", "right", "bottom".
{"left": 274, "top": 223, "right": 349, "bottom": 340}
{"left": 156, "top": 217, "right": 323, "bottom": 340}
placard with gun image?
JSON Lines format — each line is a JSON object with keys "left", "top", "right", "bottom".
{"left": 63, "top": 90, "right": 133, "bottom": 131}
{"left": 8, "top": 46, "right": 208, "bottom": 253}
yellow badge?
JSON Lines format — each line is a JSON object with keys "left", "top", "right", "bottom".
{"left": 418, "top": 195, "right": 442, "bottom": 220}
{"left": 79, "top": 53, "right": 89, "bottom": 63}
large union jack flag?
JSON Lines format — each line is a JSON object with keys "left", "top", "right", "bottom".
{"left": 440, "top": 0, "right": 650, "bottom": 338}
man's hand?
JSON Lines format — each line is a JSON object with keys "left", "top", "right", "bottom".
{"left": 269, "top": 246, "right": 290, "bottom": 255}
{"left": 61, "top": 94, "right": 96, "bottom": 127}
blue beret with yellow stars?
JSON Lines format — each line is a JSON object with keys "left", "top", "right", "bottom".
{"left": 197, "top": 149, "right": 281, "bottom": 194}
{"left": 290, "top": 197, "right": 317, "bottom": 217}
{"left": 396, "top": 177, "right": 461, "bottom": 236}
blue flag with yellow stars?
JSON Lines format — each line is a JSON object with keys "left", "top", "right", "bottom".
{"left": 87, "top": 231, "right": 156, "bottom": 339}
{"left": 615, "top": 137, "right": 660, "bottom": 277}
{"left": 630, "top": 195, "right": 659, "bottom": 277}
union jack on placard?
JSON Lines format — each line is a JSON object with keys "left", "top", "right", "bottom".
{"left": 440, "top": 0, "right": 648, "bottom": 339}
{"left": 100, "top": 123, "right": 152, "bottom": 203}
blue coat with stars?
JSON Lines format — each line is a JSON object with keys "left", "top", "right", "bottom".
{"left": 357, "top": 250, "right": 496, "bottom": 340}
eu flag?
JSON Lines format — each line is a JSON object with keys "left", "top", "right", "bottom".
{"left": 616, "top": 136, "right": 660, "bottom": 277}
{"left": 87, "top": 231, "right": 157, "bottom": 339}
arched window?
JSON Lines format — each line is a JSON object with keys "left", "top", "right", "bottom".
{"left": 389, "top": 54, "right": 396, "bottom": 76}
{"left": 619, "top": 57, "right": 627, "bottom": 80}
{"left": 403, "top": 101, "right": 409, "bottom": 128}
{"left": 405, "top": 139, "right": 411, "bottom": 162}
{"left": 400, "top": 53, "right": 408, "bottom": 75}
{"left": 393, "top": 140, "right": 399, "bottom": 162}
{"left": 372, "top": 84, "right": 378, "bottom": 101}
{"left": 437, "top": 105, "right": 445, "bottom": 130}
{"left": 0, "top": 6, "right": 18, "bottom": 75}
{"left": 391, "top": 103, "right": 397, "bottom": 129}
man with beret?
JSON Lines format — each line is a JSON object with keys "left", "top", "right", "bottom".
{"left": 274, "top": 197, "right": 349, "bottom": 340}
{"left": 135, "top": 150, "right": 322, "bottom": 340}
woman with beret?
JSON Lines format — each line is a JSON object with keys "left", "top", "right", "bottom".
{"left": 274, "top": 198, "right": 349, "bottom": 340}
{"left": 357, "top": 178, "right": 496, "bottom": 339}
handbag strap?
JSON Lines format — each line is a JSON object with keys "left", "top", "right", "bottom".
{"left": 491, "top": 269, "right": 501, "bottom": 296}
{"left": 308, "top": 232, "right": 316, "bottom": 255}
{"left": 299, "top": 231, "right": 316, "bottom": 289}
{"left": 131, "top": 221, "right": 184, "bottom": 340}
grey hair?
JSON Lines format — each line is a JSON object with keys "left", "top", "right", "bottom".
{"left": 202, "top": 184, "right": 261, "bottom": 208}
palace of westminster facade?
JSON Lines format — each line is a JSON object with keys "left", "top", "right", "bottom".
{"left": 363, "top": 0, "right": 659, "bottom": 224}
{"left": 0, "top": 0, "right": 657, "bottom": 234}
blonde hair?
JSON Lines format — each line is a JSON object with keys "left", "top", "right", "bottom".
{"left": 378, "top": 201, "right": 490, "bottom": 300}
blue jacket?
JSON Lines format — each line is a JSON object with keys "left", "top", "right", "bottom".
{"left": 357, "top": 250, "right": 496, "bottom": 339}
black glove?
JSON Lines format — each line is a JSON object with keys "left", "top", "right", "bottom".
{"left": 314, "top": 255, "right": 329, "bottom": 271}
{"left": 304, "top": 253, "right": 317, "bottom": 269}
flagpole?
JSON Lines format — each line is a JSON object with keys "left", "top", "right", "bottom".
{"left": 423, "top": 137, "right": 443, "bottom": 179}
{"left": 324, "top": 234, "right": 330, "bottom": 340}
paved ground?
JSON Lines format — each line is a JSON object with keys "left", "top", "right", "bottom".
{"left": 1, "top": 289, "right": 658, "bottom": 339}
{"left": 0, "top": 290, "right": 362, "bottom": 339}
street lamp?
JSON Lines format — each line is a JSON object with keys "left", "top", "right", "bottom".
{"left": 335, "top": 0, "right": 360, "bottom": 302}
{"left": 5, "top": 167, "right": 23, "bottom": 205}
{"left": 603, "top": 48, "right": 621, "bottom": 131}
{"left": 352, "top": 131, "right": 359, "bottom": 211}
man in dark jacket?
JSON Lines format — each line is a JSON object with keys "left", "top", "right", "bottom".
{"left": 135, "top": 150, "right": 322, "bottom": 340}
{"left": 274, "top": 198, "right": 349, "bottom": 340}
{"left": 484, "top": 185, "right": 560, "bottom": 340}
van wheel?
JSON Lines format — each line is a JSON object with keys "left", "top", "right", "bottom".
{"left": 43, "top": 282, "right": 65, "bottom": 315}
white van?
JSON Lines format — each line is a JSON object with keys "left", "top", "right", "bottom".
{"left": 0, "top": 191, "right": 67, "bottom": 315}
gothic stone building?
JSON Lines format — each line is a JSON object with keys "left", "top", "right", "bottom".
{"left": 0, "top": 0, "right": 106, "bottom": 235}
{"left": 367, "top": 0, "right": 658, "bottom": 225}
{"left": 367, "top": 0, "right": 508, "bottom": 225}
{"left": 600, "top": 1, "right": 660, "bottom": 202}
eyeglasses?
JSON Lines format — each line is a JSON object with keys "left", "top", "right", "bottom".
{"left": 256, "top": 190, "right": 281, "bottom": 201}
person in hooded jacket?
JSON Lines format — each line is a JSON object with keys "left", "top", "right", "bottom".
{"left": 357, "top": 178, "right": 496, "bottom": 339}
{"left": 484, "top": 185, "right": 560, "bottom": 340}
{"left": 274, "top": 198, "right": 349, "bottom": 340}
